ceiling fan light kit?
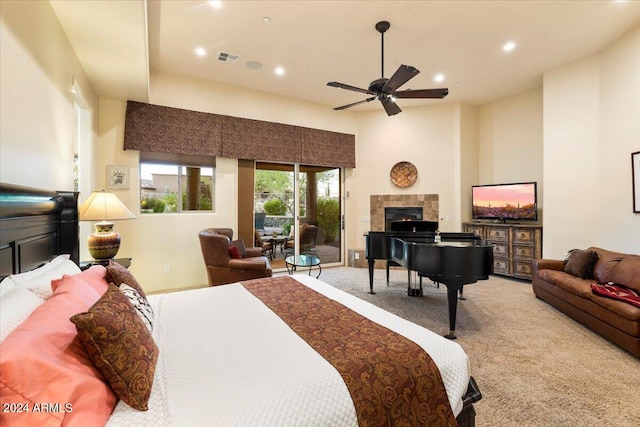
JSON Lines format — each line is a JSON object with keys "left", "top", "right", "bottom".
{"left": 327, "top": 21, "right": 448, "bottom": 116}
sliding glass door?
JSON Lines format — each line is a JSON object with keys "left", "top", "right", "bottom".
{"left": 255, "top": 162, "right": 342, "bottom": 271}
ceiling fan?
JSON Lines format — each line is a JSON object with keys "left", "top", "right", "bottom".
{"left": 327, "top": 21, "right": 448, "bottom": 116}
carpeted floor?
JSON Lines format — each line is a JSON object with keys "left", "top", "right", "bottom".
{"left": 289, "top": 266, "right": 640, "bottom": 427}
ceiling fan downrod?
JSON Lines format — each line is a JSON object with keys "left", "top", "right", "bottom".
{"left": 375, "top": 21, "right": 390, "bottom": 78}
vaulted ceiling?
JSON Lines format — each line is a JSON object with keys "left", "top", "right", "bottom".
{"left": 51, "top": 0, "right": 640, "bottom": 111}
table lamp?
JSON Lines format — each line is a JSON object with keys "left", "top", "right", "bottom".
{"left": 79, "top": 190, "right": 136, "bottom": 261}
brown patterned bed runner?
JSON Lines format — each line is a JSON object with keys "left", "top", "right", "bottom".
{"left": 242, "top": 276, "right": 457, "bottom": 427}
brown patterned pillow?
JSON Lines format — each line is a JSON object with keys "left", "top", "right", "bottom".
{"left": 70, "top": 284, "right": 158, "bottom": 411}
{"left": 564, "top": 249, "right": 599, "bottom": 279}
{"left": 106, "top": 260, "right": 147, "bottom": 298}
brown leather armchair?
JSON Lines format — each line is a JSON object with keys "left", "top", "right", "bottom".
{"left": 199, "top": 228, "right": 272, "bottom": 286}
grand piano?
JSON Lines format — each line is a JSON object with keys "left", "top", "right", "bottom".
{"left": 365, "top": 220, "right": 493, "bottom": 339}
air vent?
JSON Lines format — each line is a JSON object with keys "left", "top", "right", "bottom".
{"left": 217, "top": 52, "right": 239, "bottom": 64}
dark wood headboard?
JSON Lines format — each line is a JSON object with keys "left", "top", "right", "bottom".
{"left": 0, "top": 183, "right": 79, "bottom": 278}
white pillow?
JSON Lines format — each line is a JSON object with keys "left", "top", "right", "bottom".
{"left": 0, "top": 276, "right": 16, "bottom": 298}
{"left": 119, "top": 283, "right": 154, "bottom": 332}
{"left": 9, "top": 255, "right": 81, "bottom": 299}
{"left": 0, "top": 288, "right": 45, "bottom": 342}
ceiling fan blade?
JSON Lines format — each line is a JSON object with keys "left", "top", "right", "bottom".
{"left": 327, "top": 82, "right": 375, "bottom": 95}
{"left": 334, "top": 97, "right": 376, "bottom": 111}
{"left": 394, "top": 88, "right": 449, "bottom": 99}
{"left": 381, "top": 97, "right": 402, "bottom": 116}
{"left": 381, "top": 65, "right": 419, "bottom": 93}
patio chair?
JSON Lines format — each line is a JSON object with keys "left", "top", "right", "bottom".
{"left": 283, "top": 223, "right": 319, "bottom": 257}
{"left": 254, "top": 231, "right": 274, "bottom": 260}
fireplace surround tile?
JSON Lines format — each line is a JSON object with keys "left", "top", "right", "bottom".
{"left": 370, "top": 194, "right": 439, "bottom": 231}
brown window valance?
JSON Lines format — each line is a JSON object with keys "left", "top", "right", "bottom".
{"left": 124, "top": 101, "right": 222, "bottom": 157}
{"left": 124, "top": 101, "right": 355, "bottom": 168}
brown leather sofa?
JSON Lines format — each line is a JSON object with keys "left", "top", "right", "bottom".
{"left": 199, "top": 228, "right": 272, "bottom": 286}
{"left": 532, "top": 247, "right": 640, "bottom": 357}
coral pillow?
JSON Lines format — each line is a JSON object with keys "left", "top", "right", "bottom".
{"left": 51, "top": 265, "right": 109, "bottom": 296}
{"left": 0, "top": 275, "right": 117, "bottom": 426}
{"left": 228, "top": 245, "right": 242, "bottom": 259}
{"left": 71, "top": 284, "right": 158, "bottom": 411}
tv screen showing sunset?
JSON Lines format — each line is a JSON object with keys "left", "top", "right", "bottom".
{"left": 472, "top": 183, "right": 536, "bottom": 219}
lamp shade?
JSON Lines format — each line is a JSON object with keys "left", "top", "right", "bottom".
{"left": 79, "top": 190, "right": 136, "bottom": 221}
{"left": 79, "top": 190, "right": 135, "bottom": 261}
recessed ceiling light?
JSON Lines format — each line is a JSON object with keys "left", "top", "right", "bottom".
{"left": 263, "top": 16, "right": 272, "bottom": 23}
{"left": 434, "top": 73, "right": 445, "bottom": 83}
{"left": 208, "top": 0, "right": 223, "bottom": 9}
{"left": 502, "top": 41, "right": 516, "bottom": 52}
{"left": 275, "top": 67, "right": 285, "bottom": 76}
{"left": 195, "top": 47, "right": 207, "bottom": 57}
{"left": 246, "top": 61, "right": 263, "bottom": 70}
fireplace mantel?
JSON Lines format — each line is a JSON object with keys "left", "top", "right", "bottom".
{"left": 370, "top": 194, "right": 439, "bottom": 231}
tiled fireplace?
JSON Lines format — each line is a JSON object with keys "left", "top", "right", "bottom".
{"left": 370, "top": 194, "right": 439, "bottom": 231}
{"left": 348, "top": 194, "right": 439, "bottom": 268}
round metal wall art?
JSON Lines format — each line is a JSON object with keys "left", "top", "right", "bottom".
{"left": 390, "top": 161, "right": 418, "bottom": 188}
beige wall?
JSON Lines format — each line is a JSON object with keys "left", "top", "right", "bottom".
{"left": 458, "top": 104, "right": 480, "bottom": 223}
{"left": 543, "top": 28, "right": 640, "bottom": 258}
{"left": 2, "top": 2, "right": 638, "bottom": 293}
{"left": 0, "top": 0, "right": 98, "bottom": 189}
{"left": 477, "top": 89, "right": 544, "bottom": 210}
{"left": 93, "top": 72, "right": 359, "bottom": 292}
{"left": 346, "top": 103, "right": 478, "bottom": 251}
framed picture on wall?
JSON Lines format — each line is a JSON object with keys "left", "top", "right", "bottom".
{"left": 106, "top": 165, "right": 129, "bottom": 190}
{"left": 633, "top": 151, "right": 640, "bottom": 213}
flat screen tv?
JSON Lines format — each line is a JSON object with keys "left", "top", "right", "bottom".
{"left": 472, "top": 182, "right": 537, "bottom": 221}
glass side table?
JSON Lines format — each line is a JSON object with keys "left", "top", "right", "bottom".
{"left": 285, "top": 254, "right": 321, "bottom": 278}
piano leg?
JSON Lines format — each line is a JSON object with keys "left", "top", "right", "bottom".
{"left": 444, "top": 286, "right": 460, "bottom": 340}
{"left": 367, "top": 259, "right": 376, "bottom": 295}
{"left": 386, "top": 261, "right": 390, "bottom": 286}
{"left": 458, "top": 286, "right": 466, "bottom": 300}
{"left": 407, "top": 270, "right": 423, "bottom": 297}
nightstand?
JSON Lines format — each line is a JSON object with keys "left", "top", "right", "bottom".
{"left": 79, "top": 257, "right": 132, "bottom": 271}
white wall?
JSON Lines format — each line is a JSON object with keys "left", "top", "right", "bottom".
{"left": 3, "top": 1, "right": 637, "bottom": 293}
{"left": 0, "top": 0, "right": 98, "bottom": 189}
{"left": 93, "top": 72, "right": 359, "bottom": 292}
{"left": 543, "top": 28, "right": 640, "bottom": 258}
{"left": 348, "top": 103, "right": 462, "bottom": 251}
{"left": 478, "top": 89, "right": 544, "bottom": 204}
{"left": 458, "top": 104, "right": 480, "bottom": 223}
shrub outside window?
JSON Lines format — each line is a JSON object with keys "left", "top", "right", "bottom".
{"left": 140, "top": 163, "right": 214, "bottom": 213}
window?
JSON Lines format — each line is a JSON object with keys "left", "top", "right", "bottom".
{"left": 140, "top": 162, "right": 215, "bottom": 214}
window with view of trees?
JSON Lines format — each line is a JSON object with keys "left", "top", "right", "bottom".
{"left": 140, "top": 162, "right": 214, "bottom": 214}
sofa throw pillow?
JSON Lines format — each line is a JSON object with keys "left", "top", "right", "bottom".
{"left": 230, "top": 239, "right": 247, "bottom": 258}
{"left": 71, "top": 284, "right": 158, "bottom": 411}
{"left": 564, "top": 249, "right": 599, "bottom": 279}
{"left": 228, "top": 246, "right": 242, "bottom": 259}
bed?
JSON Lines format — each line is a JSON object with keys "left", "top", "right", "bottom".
{"left": 0, "top": 183, "right": 481, "bottom": 426}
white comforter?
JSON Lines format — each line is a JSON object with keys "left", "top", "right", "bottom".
{"left": 106, "top": 275, "right": 470, "bottom": 426}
